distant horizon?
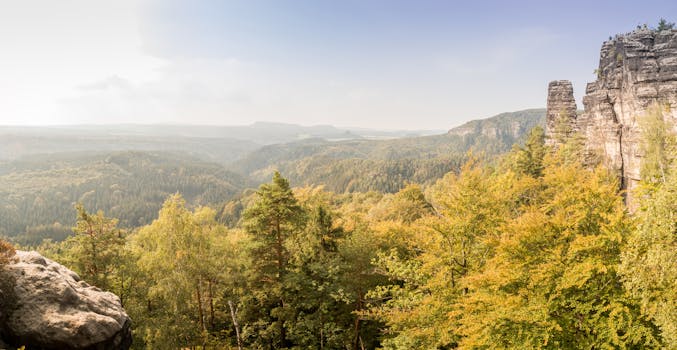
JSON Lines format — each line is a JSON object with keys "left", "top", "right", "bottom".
{"left": 0, "top": 107, "right": 546, "bottom": 132}
{"left": 1, "top": 0, "right": 674, "bottom": 129}
{"left": 0, "top": 120, "right": 446, "bottom": 132}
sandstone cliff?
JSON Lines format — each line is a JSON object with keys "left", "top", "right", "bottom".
{"left": 545, "top": 80, "right": 578, "bottom": 145}
{"left": 546, "top": 28, "right": 677, "bottom": 206}
{"left": 448, "top": 109, "right": 546, "bottom": 140}
{"left": 0, "top": 251, "right": 132, "bottom": 350}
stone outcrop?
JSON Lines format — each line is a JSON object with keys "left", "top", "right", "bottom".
{"left": 545, "top": 80, "right": 578, "bottom": 145}
{"left": 448, "top": 109, "right": 546, "bottom": 141}
{"left": 0, "top": 251, "right": 132, "bottom": 350}
{"left": 546, "top": 28, "right": 677, "bottom": 206}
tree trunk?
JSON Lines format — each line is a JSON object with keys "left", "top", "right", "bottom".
{"left": 352, "top": 317, "right": 361, "bottom": 350}
{"left": 196, "top": 279, "right": 205, "bottom": 332}
{"left": 352, "top": 291, "right": 363, "bottom": 350}
{"left": 207, "top": 279, "right": 215, "bottom": 330}
{"left": 274, "top": 220, "right": 288, "bottom": 347}
{"left": 320, "top": 313, "right": 324, "bottom": 350}
{"left": 228, "top": 300, "right": 243, "bottom": 350}
{"left": 280, "top": 298, "right": 288, "bottom": 347}
{"left": 276, "top": 219, "right": 284, "bottom": 278}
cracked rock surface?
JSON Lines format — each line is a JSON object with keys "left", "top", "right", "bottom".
{"left": 0, "top": 251, "right": 132, "bottom": 350}
{"left": 547, "top": 28, "right": 677, "bottom": 208}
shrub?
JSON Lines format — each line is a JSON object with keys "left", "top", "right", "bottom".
{"left": 657, "top": 18, "right": 675, "bottom": 31}
{"left": 0, "top": 239, "right": 15, "bottom": 266}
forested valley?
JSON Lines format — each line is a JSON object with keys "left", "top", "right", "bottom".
{"left": 0, "top": 109, "right": 543, "bottom": 242}
{"left": 1, "top": 106, "right": 675, "bottom": 348}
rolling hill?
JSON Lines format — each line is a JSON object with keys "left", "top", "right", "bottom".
{"left": 232, "top": 109, "right": 546, "bottom": 192}
{"left": 0, "top": 151, "right": 245, "bottom": 244}
{"left": 0, "top": 108, "right": 545, "bottom": 243}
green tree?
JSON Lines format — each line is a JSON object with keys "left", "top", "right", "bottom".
{"left": 512, "top": 126, "right": 547, "bottom": 177}
{"left": 622, "top": 166, "right": 677, "bottom": 348}
{"left": 657, "top": 18, "right": 675, "bottom": 31}
{"left": 638, "top": 104, "right": 676, "bottom": 193}
{"left": 241, "top": 171, "right": 306, "bottom": 348}
{"left": 285, "top": 205, "right": 349, "bottom": 348}
{"left": 368, "top": 184, "right": 433, "bottom": 224}
{"left": 548, "top": 112, "right": 592, "bottom": 165}
{"left": 366, "top": 154, "right": 664, "bottom": 349}
{"left": 67, "top": 204, "right": 126, "bottom": 293}
{"left": 132, "top": 194, "right": 229, "bottom": 348}
{"left": 339, "top": 221, "right": 395, "bottom": 349}
{"left": 457, "top": 161, "right": 661, "bottom": 349}
{"left": 366, "top": 159, "right": 520, "bottom": 349}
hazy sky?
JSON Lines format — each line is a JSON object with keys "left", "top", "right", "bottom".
{"left": 1, "top": 0, "right": 675, "bottom": 129}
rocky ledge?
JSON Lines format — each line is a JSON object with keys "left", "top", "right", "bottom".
{"left": 546, "top": 28, "right": 677, "bottom": 208}
{"left": 0, "top": 251, "right": 132, "bottom": 350}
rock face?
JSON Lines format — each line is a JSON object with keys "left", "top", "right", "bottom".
{"left": 546, "top": 28, "right": 677, "bottom": 207}
{"left": 545, "top": 80, "right": 578, "bottom": 145}
{"left": 448, "top": 109, "right": 546, "bottom": 140}
{"left": 0, "top": 251, "right": 132, "bottom": 350}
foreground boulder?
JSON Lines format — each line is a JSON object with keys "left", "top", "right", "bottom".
{"left": 0, "top": 251, "right": 131, "bottom": 350}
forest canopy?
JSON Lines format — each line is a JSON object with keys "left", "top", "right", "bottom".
{"left": 16, "top": 123, "right": 676, "bottom": 349}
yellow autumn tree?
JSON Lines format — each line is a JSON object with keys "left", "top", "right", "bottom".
{"left": 132, "top": 194, "right": 230, "bottom": 348}
{"left": 365, "top": 159, "right": 531, "bottom": 349}
{"left": 457, "top": 158, "right": 661, "bottom": 349}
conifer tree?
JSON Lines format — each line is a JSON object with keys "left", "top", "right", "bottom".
{"left": 657, "top": 18, "right": 675, "bottom": 31}
{"left": 513, "top": 126, "right": 546, "bottom": 177}
{"left": 68, "top": 204, "right": 126, "bottom": 293}
{"left": 286, "top": 205, "right": 348, "bottom": 348}
{"left": 241, "top": 171, "right": 306, "bottom": 348}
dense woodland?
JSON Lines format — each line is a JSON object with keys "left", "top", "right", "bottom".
{"left": 0, "top": 152, "right": 245, "bottom": 244}
{"left": 0, "top": 110, "right": 544, "bottom": 243}
{"left": 235, "top": 109, "right": 545, "bottom": 188}
{"left": 0, "top": 104, "right": 674, "bottom": 349}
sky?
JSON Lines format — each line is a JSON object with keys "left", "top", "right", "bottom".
{"left": 0, "top": 0, "right": 675, "bottom": 130}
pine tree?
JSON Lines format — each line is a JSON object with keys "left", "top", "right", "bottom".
{"left": 286, "top": 205, "right": 348, "bottom": 348}
{"left": 657, "top": 18, "right": 675, "bottom": 31}
{"left": 68, "top": 204, "right": 126, "bottom": 293}
{"left": 513, "top": 126, "right": 546, "bottom": 177}
{"left": 241, "top": 171, "right": 306, "bottom": 348}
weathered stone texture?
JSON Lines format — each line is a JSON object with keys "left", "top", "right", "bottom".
{"left": 545, "top": 80, "right": 578, "bottom": 145}
{"left": 0, "top": 251, "right": 132, "bottom": 350}
{"left": 580, "top": 29, "right": 677, "bottom": 200}
{"left": 547, "top": 28, "right": 677, "bottom": 207}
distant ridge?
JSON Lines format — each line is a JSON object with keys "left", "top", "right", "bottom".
{"left": 448, "top": 108, "right": 546, "bottom": 140}
{"left": 232, "top": 108, "right": 548, "bottom": 193}
{"left": 0, "top": 108, "right": 547, "bottom": 241}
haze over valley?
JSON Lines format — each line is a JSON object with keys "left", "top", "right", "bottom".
{"left": 0, "top": 2, "right": 676, "bottom": 350}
